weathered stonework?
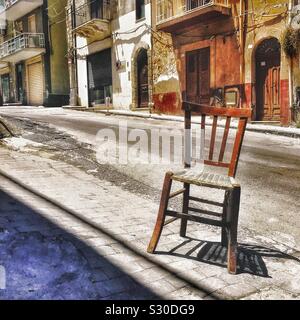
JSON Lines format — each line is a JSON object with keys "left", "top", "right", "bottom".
{"left": 152, "top": 31, "right": 181, "bottom": 114}
{"left": 152, "top": 0, "right": 295, "bottom": 124}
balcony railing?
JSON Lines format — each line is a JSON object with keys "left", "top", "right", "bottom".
{"left": 1, "top": 0, "right": 18, "bottom": 10}
{"left": 0, "top": 33, "right": 45, "bottom": 59}
{"left": 73, "top": 0, "right": 111, "bottom": 29}
{"left": 156, "top": 0, "right": 229, "bottom": 24}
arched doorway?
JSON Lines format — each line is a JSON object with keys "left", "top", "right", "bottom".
{"left": 255, "top": 38, "right": 281, "bottom": 121}
{"left": 137, "top": 49, "right": 149, "bottom": 108}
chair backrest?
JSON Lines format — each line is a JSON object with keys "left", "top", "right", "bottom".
{"left": 183, "top": 101, "right": 252, "bottom": 178}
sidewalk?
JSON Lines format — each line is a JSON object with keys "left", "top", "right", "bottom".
{"left": 0, "top": 144, "right": 300, "bottom": 300}
{"left": 63, "top": 106, "right": 300, "bottom": 139}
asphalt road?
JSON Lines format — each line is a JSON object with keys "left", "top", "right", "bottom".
{"left": 1, "top": 106, "right": 300, "bottom": 251}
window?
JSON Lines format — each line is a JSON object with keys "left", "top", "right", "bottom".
{"left": 28, "top": 15, "right": 37, "bottom": 33}
{"left": 91, "top": 0, "right": 103, "bottom": 19}
{"left": 136, "top": 0, "right": 145, "bottom": 21}
{"left": 225, "top": 87, "right": 240, "bottom": 108}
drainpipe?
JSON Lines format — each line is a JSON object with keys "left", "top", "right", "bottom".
{"left": 149, "top": 1, "right": 155, "bottom": 115}
{"left": 68, "top": 0, "right": 78, "bottom": 106}
{"left": 288, "top": 0, "right": 293, "bottom": 122}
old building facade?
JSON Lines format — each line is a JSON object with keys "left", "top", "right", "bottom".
{"left": 0, "top": 0, "right": 70, "bottom": 106}
{"left": 152, "top": 0, "right": 297, "bottom": 125}
{"left": 0, "top": 1, "right": 299, "bottom": 126}
{"left": 67, "top": 0, "right": 153, "bottom": 110}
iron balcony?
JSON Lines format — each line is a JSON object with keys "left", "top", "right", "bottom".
{"left": 0, "top": 33, "right": 45, "bottom": 63}
{"left": 72, "top": 0, "right": 111, "bottom": 40}
{"left": 156, "top": 0, "right": 231, "bottom": 32}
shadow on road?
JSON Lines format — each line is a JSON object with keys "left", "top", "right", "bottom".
{"left": 0, "top": 189, "right": 161, "bottom": 300}
{"left": 0, "top": 169, "right": 220, "bottom": 300}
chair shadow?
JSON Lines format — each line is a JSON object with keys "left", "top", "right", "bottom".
{"left": 156, "top": 237, "right": 300, "bottom": 278}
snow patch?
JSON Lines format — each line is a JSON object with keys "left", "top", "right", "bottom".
{"left": 155, "top": 74, "right": 179, "bottom": 83}
{"left": 3, "top": 137, "right": 44, "bottom": 152}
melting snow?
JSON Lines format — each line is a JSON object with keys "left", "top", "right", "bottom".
{"left": 3, "top": 137, "right": 44, "bottom": 151}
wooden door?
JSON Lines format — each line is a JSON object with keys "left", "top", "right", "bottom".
{"left": 28, "top": 15, "right": 37, "bottom": 33}
{"left": 16, "top": 63, "right": 25, "bottom": 103}
{"left": 186, "top": 47, "right": 210, "bottom": 104}
{"left": 186, "top": 51, "right": 198, "bottom": 103}
{"left": 1, "top": 74, "right": 10, "bottom": 104}
{"left": 255, "top": 38, "right": 281, "bottom": 121}
{"left": 263, "top": 66, "right": 280, "bottom": 120}
{"left": 137, "top": 49, "right": 149, "bottom": 108}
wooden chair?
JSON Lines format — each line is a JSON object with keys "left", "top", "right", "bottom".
{"left": 147, "top": 102, "right": 252, "bottom": 274}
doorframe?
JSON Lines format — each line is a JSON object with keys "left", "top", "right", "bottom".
{"left": 86, "top": 48, "right": 113, "bottom": 108}
{"left": 25, "top": 55, "right": 45, "bottom": 106}
{"left": 185, "top": 46, "right": 211, "bottom": 104}
{"left": 1, "top": 73, "right": 11, "bottom": 104}
{"left": 131, "top": 42, "right": 153, "bottom": 111}
{"left": 252, "top": 37, "right": 282, "bottom": 122}
{"left": 137, "top": 48, "right": 149, "bottom": 108}
{"left": 16, "top": 62, "right": 25, "bottom": 104}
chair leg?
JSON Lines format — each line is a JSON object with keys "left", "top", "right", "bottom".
{"left": 147, "top": 172, "right": 173, "bottom": 254}
{"left": 180, "top": 183, "right": 190, "bottom": 237}
{"left": 226, "top": 186, "right": 241, "bottom": 275}
{"left": 221, "top": 190, "right": 230, "bottom": 247}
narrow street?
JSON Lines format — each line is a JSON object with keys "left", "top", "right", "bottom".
{"left": 1, "top": 107, "right": 300, "bottom": 246}
{"left": 0, "top": 106, "right": 300, "bottom": 300}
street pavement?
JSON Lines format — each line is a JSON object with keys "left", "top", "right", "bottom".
{"left": 0, "top": 106, "right": 299, "bottom": 300}
{"left": 1, "top": 106, "right": 299, "bottom": 246}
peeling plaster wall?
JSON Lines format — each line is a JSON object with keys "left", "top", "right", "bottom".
{"left": 152, "top": 31, "right": 181, "bottom": 114}
{"left": 152, "top": 10, "right": 240, "bottom": 115}
{"left": 153, "top": 0, "right": 293, "bottom": 124}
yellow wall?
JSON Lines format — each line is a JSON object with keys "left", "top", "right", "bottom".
{"left": 48, "top": 0, "right": 70, "bottom": 95}
{"left": 241, "top": 0, "right": 293, "bottom": 123}
{"left": 244, "top": 0, "right": 290, "bottom": 83}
